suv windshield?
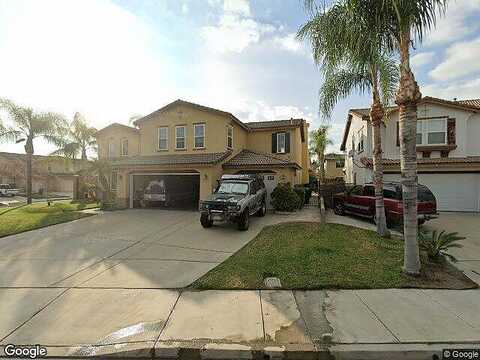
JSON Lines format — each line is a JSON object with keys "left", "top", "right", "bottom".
{"left": 216, "top": 182, "right": 249, "bottom": 195}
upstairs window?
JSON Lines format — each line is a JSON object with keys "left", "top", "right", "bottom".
{"left": 194, "top": 123, "right": 205, "bottom": 148}
{"left": 227, "top": 125, "right": 233, "bottom": 149}
{"left": 272, "top": 132, "right": 290, "bottom": 153}
{"left": 121, "top": 139, "right": 128, "bottom": 156}
{"left": 158, "top": 127, "right": 168, "bottom": 150}
{"left": 277, "top": 132, "right": 286, "bottom": 153}
{"left": 108, "top": 142, "right": 115, "bottom": 158}
{"left": 417, "top": 119, "right": 447, "bottom": 145}
{"left": 175, "top": 126, "right": 186, "bottom": 149}
{"left": 335, "top": 159, "right": 345, "bottom": 168}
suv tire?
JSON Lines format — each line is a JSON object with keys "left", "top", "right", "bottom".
{"left": 200, "top": 213, "right": 213, "bottom": 228}
{"left": 257, "top": 199, "right": 266, "bottom": 217}
{"left": 334, "top": 201, "right": 345, "bottom": 215}
{"left": 238, "top": 209, "right": 250, "bottom": 231}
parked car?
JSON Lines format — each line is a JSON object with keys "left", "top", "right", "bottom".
{"left": 142, "top": 180, "right": 166, "bottom": 207}
{"left": 0, "top": 184, "right": 19, "bottom": 197}
{"left": 199, "top": 174, "right": 267, "bottom": 231}
{"left": 332, "top": 182, "right": 437, "bottom": 227}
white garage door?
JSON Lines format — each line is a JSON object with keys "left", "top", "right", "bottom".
{"left": 384, "top": 173, "right": 480, "bottom": 212}
{"left": 261, "top": 173, "right": 278, "bottom": 210}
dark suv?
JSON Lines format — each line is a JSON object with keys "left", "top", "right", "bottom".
{"left": 199, "top": 174, "right": 267, "bottom": 231}
{"left": 332, "top": 182, "right": 437, "bottom": 227}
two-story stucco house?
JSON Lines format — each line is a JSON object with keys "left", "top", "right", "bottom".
{"left": 341, "top": 96, "right": 480, "bottom": 212}
{"left": 95, "top": 99, "right": 309, "bottom": 209}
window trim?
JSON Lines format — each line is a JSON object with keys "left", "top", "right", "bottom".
{"left": 193, "top": 123, "right": 206, "bottom": 149}
{"left": 120, "top": 138, "right": 128, "bottom": 156}
{"left": 416, "top": 118, "right": 447, "bottom": 146}
{"left": 157, "top": 127, "right": 168, "bottom": 151}
{"left": 227, "top": 125, "right": 233, "bottom": 149}
{"left": 276, "top": 132, "right": 286, "bottom": 153}
{"left": 108, "top": 142, "right": 115, "bottom": 158}
{"left": 175, "top": 125, "right": 187, "bottom": 150}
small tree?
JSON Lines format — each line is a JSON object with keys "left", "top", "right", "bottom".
{"left": 309, "top": 126, "right": 332, "bottom": 193}
{"left": 0, "top": 99, "right": 67, "bottom": 204}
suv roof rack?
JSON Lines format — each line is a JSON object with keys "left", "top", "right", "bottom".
{"left": 220, "top": 174, "right": 258, "bottom": 181}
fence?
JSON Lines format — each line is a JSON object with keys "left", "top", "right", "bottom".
{"left": 319, "top": 182, "right": 354, "bottom": 209}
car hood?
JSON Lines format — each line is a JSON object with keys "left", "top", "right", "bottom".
{"left": 205, "top": 193, "right": 245, "bottom": 203}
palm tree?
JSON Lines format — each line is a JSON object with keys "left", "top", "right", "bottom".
{"left": 298, "top": 1, "right": 398, "bottom": 237}
{"left": 309, "top": 126, "right": 332, "bottom": 188}
{"left": 51, "top": 112, "right": 97, "bottom": 160}
{"left": 0, "top": 98, "right": 67, "bottom": 204}
{"left": 84, "top": 159, "right": 112, "bottom": 203}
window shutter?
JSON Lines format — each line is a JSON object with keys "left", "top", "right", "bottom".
{"left": 396, "top": 122, "right": 400, "bottom": 147}
{"left": 447, "top": 118, "right": 456, "bottom": 145}
{"left": 272, "top": 133, "right": 277, "bottom": 153}
{"left": 285, "top": 132, "right": 290, "bottom": 153}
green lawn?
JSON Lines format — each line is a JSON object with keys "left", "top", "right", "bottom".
{"left": 0, "top": 201, "right": 99, "bottom": 238}
{"left": 191, "top": 222, "right": 475, "bottom": 290}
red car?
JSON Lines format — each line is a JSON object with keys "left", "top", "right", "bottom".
{"left": 333, "top": 182, "right": 438, "bottom": 227}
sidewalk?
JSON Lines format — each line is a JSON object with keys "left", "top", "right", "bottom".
{"left": 1, "top": 288, "right": 480, "bottom": 359}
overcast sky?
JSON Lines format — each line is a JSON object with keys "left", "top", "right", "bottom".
{"left": 0, "top": 0, "right": 479, "bottom": 156}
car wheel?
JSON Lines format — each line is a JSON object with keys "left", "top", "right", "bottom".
{"left": 334, "top": 202, "right": 345, "bottom": 215}
{"left": 238, "top": 209, "right": 250, "bottom": 231}
{"left": 200, "top": 213, "right": 213, "bottom": 228}
{"left": 257, "top": 200, "right": 266, "bottom": 217}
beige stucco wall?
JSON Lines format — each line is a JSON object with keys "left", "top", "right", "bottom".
{"left": 97, "top": 127, "right": 140, "bottom": 159}
{"left": 325, "top": 159, "right": 344, "bottom": 179}
{"left": 137, "top": 104, "right": 248, "bottom": 155}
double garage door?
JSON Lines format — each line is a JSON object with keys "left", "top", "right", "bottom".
{"left": 384, "top": 173, "right": 480, "bottom": 212}
{"left": 130, "top": 173, "right": 200, "bottom": 209}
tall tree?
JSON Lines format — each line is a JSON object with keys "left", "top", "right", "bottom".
{"left": 309, "top": 126, "right": 332, "bottom": 187}
{"left": 298, "top": 1, "right": 398, "bottom": 236}
{"left": 51, "top": 112, "right": 97, "bottom": 160}
{"left": 0, "top": 98, "right": 67, "bottom": 204}
{"left": 329, "top": 0, "right": 446, "bottom": 273}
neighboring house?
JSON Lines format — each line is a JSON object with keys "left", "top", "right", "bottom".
{"left": 95, "top": 99, "right": 310, "bottom": 209}
{"left": 0, "top": 152, "right": 86, "bottom": 194}
{"left": 324, "top": 153, "right": 345, "bottom": 181}
{"left": 341, "top": 96, "right": 480, "bottom": 212}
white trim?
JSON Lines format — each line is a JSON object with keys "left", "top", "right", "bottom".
{"left": 175, "top": 125, "right": 186, "bottom": 149}
{"left": 158, "top": 126, "right": 168, "bottom": 150}
{"left": 194, "top": 123, "right": 205, "bottom": 149}
{"left": 416, "top": 118, "right": 447, "bottom": 146}
{"left": 276, "top": 132, "right": 286, "bottom": 153}
{"left": 227, "top": 125, "right": 233, "bottom": 149}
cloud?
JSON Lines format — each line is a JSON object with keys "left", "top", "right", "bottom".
{"left": 181, "top": 3, "right": 189, "bottom": 14}
{"left": 429, "top": 37, "right": 480, "bottom": 81}
{"left": 424, "top": 0, "right": 480, "bottom": 46}
{"left": 411, "top": 52, "right": 435, "bottom": 69}
{"left": 422, "top": 78, "right": 480, "bottom": 100}
{"left": 273, "top": 33, "right": 304, "bottom": 53}
{"left": 223, "top": 0, "right": 250, "bottom": 16}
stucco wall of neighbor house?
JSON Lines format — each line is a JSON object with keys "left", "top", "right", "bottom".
{"left": 344, "top": 113, "right": 371, "bottom": 184}
{"left": 325, "top": 159, "right": 344, "bottom": 179}
{"left": 467, "top": 113, "right": 480, "bottom": 155}
{"left": 137, "top": 105, "right": 247, "bottom": 156}
{"left": 97, "top": 127, "right": 140, "bottom": 159}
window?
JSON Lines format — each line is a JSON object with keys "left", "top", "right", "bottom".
{"left": 335, "top": 159, "right": 345, "bottom": 168}
{"left": 175, "top": 126, "right": 186, "bottom": 149}
{"left": 227, "top": 125, "right": 233, "bottom": 149}
{"left": 383, "top": 188, "right": 399, "bottom": 200}
{"left": 277, "top": 132, "right": 286, "bottom": 153}
{"left": 108, "top": 142, "right": 115, "bottom": 158}
{"left": 194, "top": 123, "right": 205, "bottom": 148}
{"left": 121, "top": 139, "right": 128, "bottom": 156}
{"left": 216, "top": 182, "right": 249, "bottom": 195}
{"left": 158, "top": 127, "right": 168, "bottom": 150}
{"left": 416, "top": 119, "right": 447, "bottom": 145}
{"left": 357, "top": 130, "right": 364, "bottom": 153}
{"left": 363, "top": 186, "right": 375, "bottom": 197}
{"left": 349, "top": 185, "right": 362, "bottom": 195}
{"left": 111, "top": 171, "right": 117, "bottom": 191}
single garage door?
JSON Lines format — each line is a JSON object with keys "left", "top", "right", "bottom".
{"left": 384, "top": 173, "right": 480, "bottom": 212}
{"left": 130, "top": 173, "right": 200, "bottom": 209}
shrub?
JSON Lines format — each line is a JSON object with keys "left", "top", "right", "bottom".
{"left": 418, "top": 228, "right": 465, "bottom": 262}
{"left": 271, "top": 183, "right": 301, "bottom": 212}
{"left": 293, "top": 185, "right": 306, "bottom": 209}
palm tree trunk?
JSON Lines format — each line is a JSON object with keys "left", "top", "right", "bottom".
{"left": 370, "top": 98, "right": 389, "bottom": 237}
{"left": 24, "top": 138, "right": 34, "bottom": 205}
{"left": 396, "top": 30, "right": 422, "bottom": 275}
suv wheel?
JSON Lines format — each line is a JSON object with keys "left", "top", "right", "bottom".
{"left": 334, "top": 201, "right": 345, "bottom": 215}
{"left": 257, "top": 199, "right": 266, "bottom": 217}
{"left": 200, "top": 213, "right": 213, "bottom": 228}
{"left": 238, "top": 209, "right": 250, "bottom": 231}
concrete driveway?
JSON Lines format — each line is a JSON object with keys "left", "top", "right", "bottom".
{"left": 0, "top": 208, "right": 318, "bottom": 289}
{"left": 427, "top": 212, "right": 480, "bottom": 281}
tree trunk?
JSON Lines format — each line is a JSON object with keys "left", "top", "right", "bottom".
{"left": 81, "top": 146, "right": 87, "bottom": 161}
{"left": 396, "top": 30, "right": 422, "bottom": 275}
{"left": 24, "top": 138, "right": 34, "bottom": 205}
{"left": 370, "top": 99, "right": 389, "bottom": 237}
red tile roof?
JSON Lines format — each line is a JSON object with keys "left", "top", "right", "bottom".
{"left": 223, "top": 150, "right": 301, "bottom": 169}
{"left": 110, "top": 151, "right": 232, "bottom": 167}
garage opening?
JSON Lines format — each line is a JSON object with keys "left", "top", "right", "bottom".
{"left": 130, "top": 173, "right": 200, "bottom": 210}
